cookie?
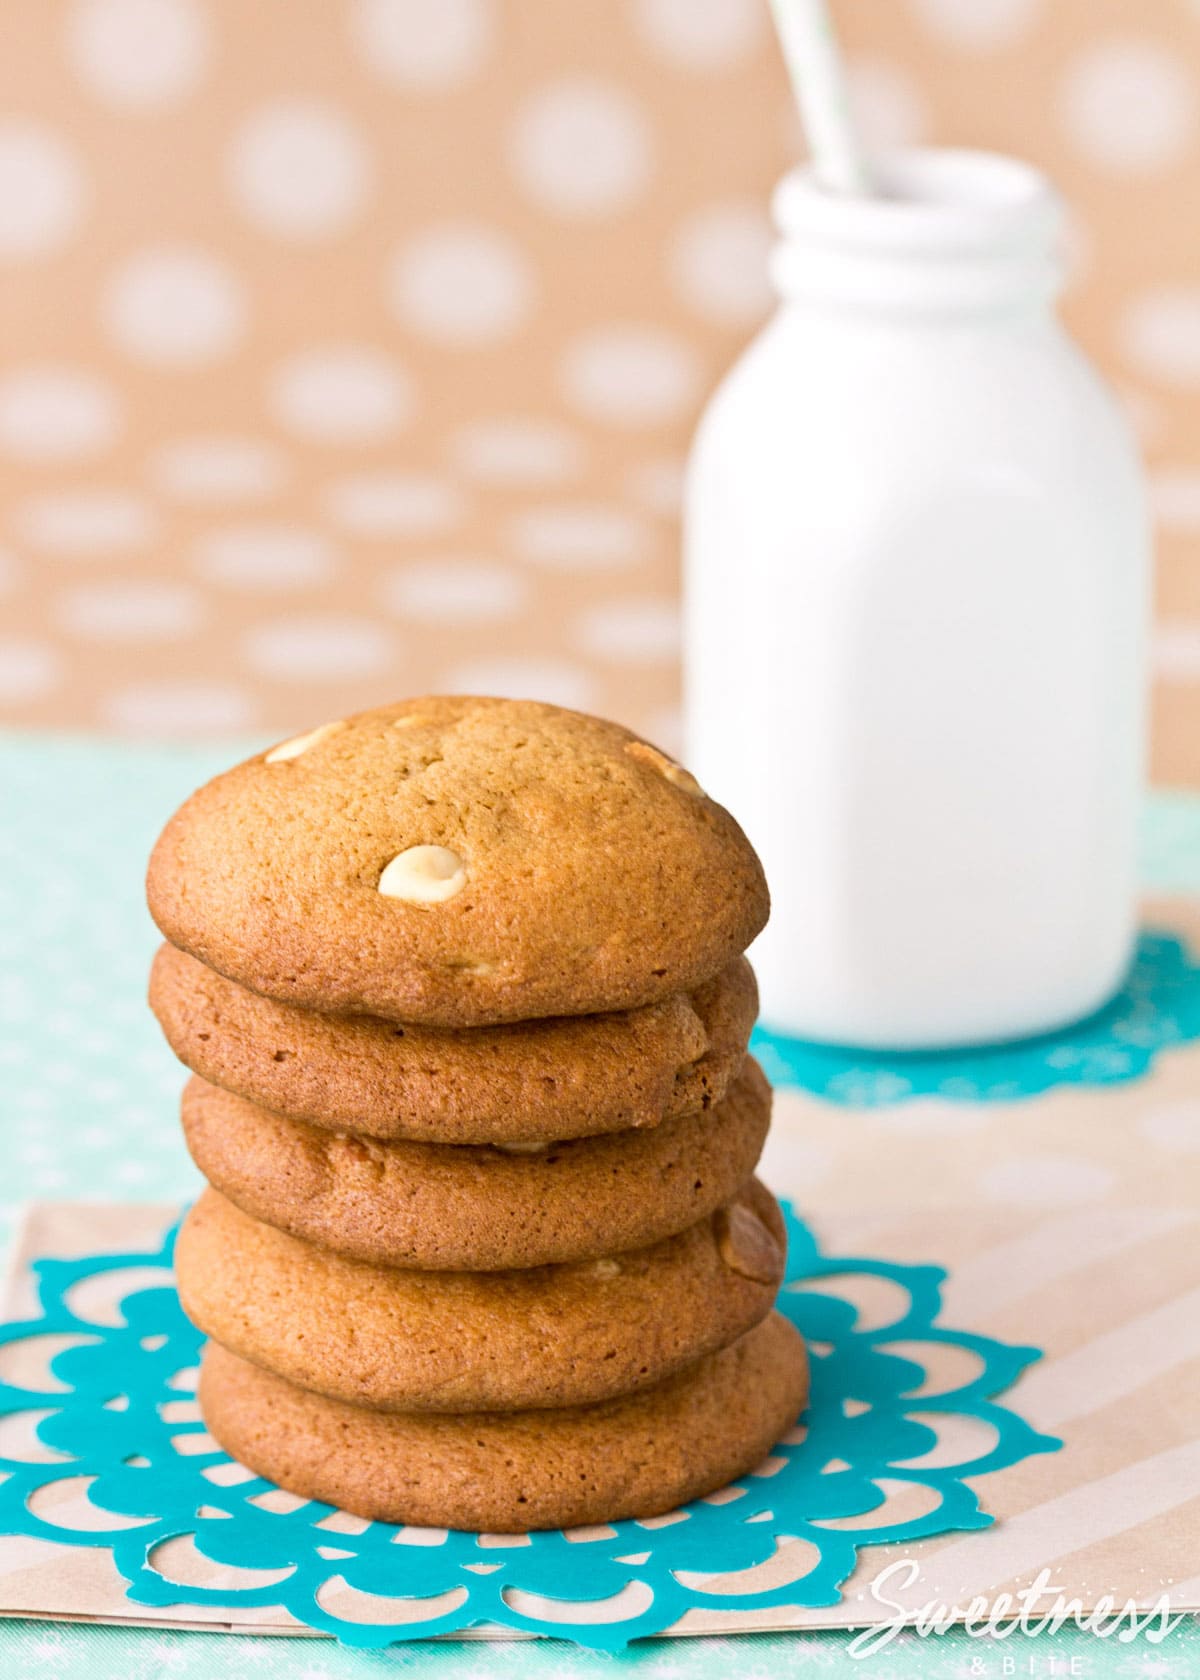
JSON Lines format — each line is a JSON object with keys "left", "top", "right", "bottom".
{"left": 146, "top": 697, "right": 768, "bottom": 1027}
{"left": 197, "top": 1312, "right": 808, "bottom": 1531}
{"left": 178, "top": 1180, "right": 787, "bottom": 1413}
{"left": 180, "top": 1058, "right": 771, "bottom": 1271}
{"left": 151, "top": 944, "right": 757, "bottom": 1145}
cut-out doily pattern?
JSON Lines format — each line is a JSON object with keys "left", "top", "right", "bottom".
{"left": 0, "top": 1202, "right": 1059, "bottom": 1650}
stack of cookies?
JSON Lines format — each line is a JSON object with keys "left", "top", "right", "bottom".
{"left": 147, "top": 697, "right": 809, "bottom": 1531}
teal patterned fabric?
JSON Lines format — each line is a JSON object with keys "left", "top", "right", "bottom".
{"left": 2, "top": 1614, "right": 1196, "bottom": 1678}
{"left": 1, "top": 731, "right": 1198, "bottom": 1676}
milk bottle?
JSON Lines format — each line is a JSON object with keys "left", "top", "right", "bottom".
{"left": 684, "top": 149, "right": 1149, "bottom": 1048}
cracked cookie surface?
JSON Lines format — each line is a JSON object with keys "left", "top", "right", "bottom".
{"left": 197, "top": 1313, "right": 809, "bottom": 1531}
{"left": 180, "top": 1058, "right": 772, "bottom": 1269}
{"left": 147, "top": 696, "right": 768, "bottom": 1027}
{"left": 179, "top": 1177, "right": 787, "bottom": 1413}
{"left": 152, "top": 944, "right": 757, "bottom": 1144}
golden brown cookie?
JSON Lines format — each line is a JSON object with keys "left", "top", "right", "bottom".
{"left": 180, "top": 1058, "right": 771, "bottom": 1271}
{"left": 146, "top": 697, "right": 768, "bottom": 1028}
{"left": 151, "top": 944, "right": 757, "bottom": 1144}
{"left": 197, "top": 1312, "right": 808, "bottom": 1531}
{"left": 178, "top": 1181, "right": 787, "bottom": 1413}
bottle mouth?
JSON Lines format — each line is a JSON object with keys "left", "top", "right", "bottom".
{"left": 773, "top": 148, "right": 1062, "bottom": 256}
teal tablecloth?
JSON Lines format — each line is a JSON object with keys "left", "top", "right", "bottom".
{"left": 2, "top": 731, "right": 1198, "bottom": 1679}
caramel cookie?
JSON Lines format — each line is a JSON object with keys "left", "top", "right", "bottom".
{"left": 146, "top": 697, "right": 768, "bottom": 1027}
{"left": 178, "top": 1180, "right": 787, "bottom": 1413}
{"left": 197, "top": 1313, "right": 808, "bottom": 1531}
{"left": 180, "top": 1058, "right": 771, "bottom": 1271}
{"left": 151, "top": 944, "right": 757, "bottom": 1144}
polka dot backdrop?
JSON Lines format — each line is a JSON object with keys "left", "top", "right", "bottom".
{"left": 0, "top": 0, "right": 1198, "bottom": 781}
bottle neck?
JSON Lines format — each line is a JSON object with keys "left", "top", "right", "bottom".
{"left": 771, "top": 149, "right": 1064, "bottom": 319}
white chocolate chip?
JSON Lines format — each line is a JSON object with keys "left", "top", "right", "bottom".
{"left": 713, "top": 1202, "right": 782, "bottom": 1285}
{"left": 591, "top": 1258, "right": 621, "bottom": 1279}
{"left": 492, "top": 1140, "right": 549, "bottom": 1155}
{"left": 665, "top": 763, "right": 703, "bottom": 795}
{"left": 265, "top": 720, "right": 345, "bottom": 763}
{"left": 624, "top": 739, "right": 704, "bottom": 797}
{"left": 378, "top": 844, "right": 466, "bottom": 905}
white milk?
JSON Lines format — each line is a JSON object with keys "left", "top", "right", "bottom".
{"left": 684, "top": 150, "right": 1149, "bottom": 1049}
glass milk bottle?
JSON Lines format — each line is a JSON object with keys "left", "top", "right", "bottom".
{"left": 684, "top": 150, "right": 1149, "bottom": 1049}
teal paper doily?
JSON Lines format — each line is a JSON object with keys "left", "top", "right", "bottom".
{"left": 0, "top": 1203, "right": 1059, "bottom": 1651}
{"left": 753, "top": 930, "right": 1200, "bottom": 1105}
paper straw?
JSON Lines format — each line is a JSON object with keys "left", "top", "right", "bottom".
{"left": 769, "top": 0, "right": 874, "bottom": 195}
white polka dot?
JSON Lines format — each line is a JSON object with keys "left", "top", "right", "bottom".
{"left": 244, "top": 614, "right": 397, "bottom": 681}
{"left": 757, "top": 1128, "right": 835, "bottom": 1194}
{"left": 324, "top": 472, "right": 462, "bottom": 537}
{"left": 229, "top": 101, "right": 371, "bottom": 240}
{"left": 151, "top": 436, "right": 287, "bottom": 503}
{"left": 66, "top": 0, "right": 208, "bottom": 108}
{"left": 194, "top": 524, "right": 336, "bottom": 591}
{"left": 55, "top": 579, "right": 204, "bottom": 641}
{"left": 1153, "top": 621, "right": 1200, "bottom": 682}
{"left": 1059, "top": 206, "right": 1093, "bottom": 291}
{"left": 627, "top": 456, "right": 686, "bottom": 517}
{"left": 103, "top": 247, "right": 246, "bottom": 366}
{"left": 16, "top": 489, "right": 156, "bottom": 557}
{"left": 389, "top": 223, "right": 533, "bottom": 345}
{"left": 980, "top": 1156, "right": 1115, "bottom": 1206}
{"left": 872, "top": 1099, "right": 991, "bottom": 1136}
{"left": 1120, "top": 289, "right": 1200, "bottom": 386}
{"left": 269, "top": 346, "right": 413, "bottom": 443}
{"left": 670, "top": 202, "right": 772, "bottom": 327}
{"left": 1140, "top": 1103, "right": 1200, "bottom": 1152}
{"left": 380, "top": 557, "right": 525, "bottom": 625}
{"left": 351, "top": 0, "right": 493, "bottom": 89}
{"left": 0, "top": 638, "right": 62, "bottom": 702}
{"left": 0, "top": 368, "right": 119, "bottom": 461}
{"left": 575, "top": 596, "right": 681, "bottom": 664}
{"left": 1060, "top": 41, "right": 1196, "bottom": 174}
{"left": 561, "top": 326, "right": 702, "bottom": 426}
{"left": 907, "top": 0, "right": 1041, "bottom": 51}
{"left": 845, "top": 58, "right": 930, "bottom": 151}
{"left": 444, "top": 655, "right": 597, "bottom": 711}
{"left": 510, "top": 504, "right": 648, "bottom": 570}
{"left": 510, "top": 81, "right": 652, "bottom": 218}
{"left": 451, "top": 418, "right": 584, "bottom": 485}
{"left": 0, "top": 121, "right": 85, "bottom": 258}
{"left": 1151, "top": 469, "right": 1200, "bottom": 532}
{"left": 634, "top": 0, "right": 764, "bottom": 69}
{"left": 103, "top": 679, "right": 256, "bottom": 734}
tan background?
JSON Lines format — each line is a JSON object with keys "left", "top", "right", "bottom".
{"left": 1, "top": 0, "right": 1198, "bottom": 783}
